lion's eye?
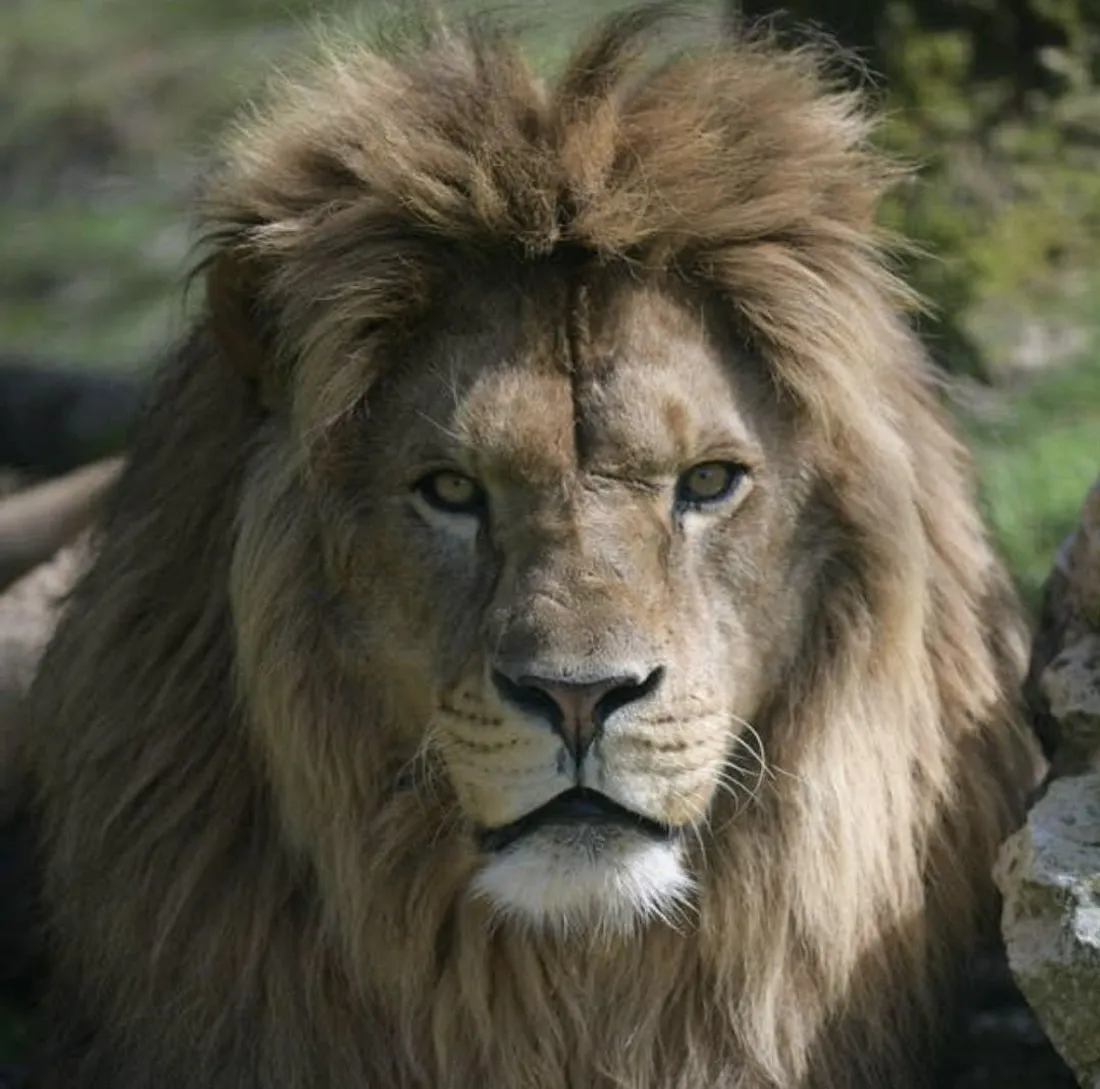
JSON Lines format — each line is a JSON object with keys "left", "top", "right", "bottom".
{"left": 675, "top": 461, "right": 746, "bottom": 508}
{"left": 415, "top": 470, "right": 485, "bottom": 515}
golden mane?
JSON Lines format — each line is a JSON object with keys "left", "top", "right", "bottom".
{"left": 24, "top": 6, "right": 1040, "bottom": 1088}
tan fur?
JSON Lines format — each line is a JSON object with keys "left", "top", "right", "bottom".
{"left": 26, "top": 7, "right": 1041, "bottom": 1088}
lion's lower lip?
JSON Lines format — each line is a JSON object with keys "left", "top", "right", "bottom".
{"left": 477, "top": 787, "right": 673, "bottom": 853}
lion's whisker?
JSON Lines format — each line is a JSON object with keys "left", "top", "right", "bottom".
{"left": 412, "top": 408, "right": 465, "bottom": 445}
{"left": 729, "top": 714, "right": 807, "bottom": 790}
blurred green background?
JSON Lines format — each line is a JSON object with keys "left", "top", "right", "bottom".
{"left": 0, "top": 0, "right": 1097, "bottom": 589}
{"left": 0, "top": 0, "right": 1098, "bottom": 1068}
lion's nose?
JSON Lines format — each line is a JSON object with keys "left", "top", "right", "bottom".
{"left": 491, "top": 666, "right": 665, "bottom": 758}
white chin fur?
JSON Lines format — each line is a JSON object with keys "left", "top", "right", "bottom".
{"left": 471, "top": 828, "right": 695, "bottom": 936}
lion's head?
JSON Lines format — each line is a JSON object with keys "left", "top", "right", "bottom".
{"left": 236, "top": 273, "right": 827, "bottom": 934}
{"left": 25, "top": 7, "right": 1042, "bottom": 1088}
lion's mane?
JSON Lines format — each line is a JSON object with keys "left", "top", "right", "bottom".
{"left": 25, "top": 6, "right": 1040, "bottom": 1088}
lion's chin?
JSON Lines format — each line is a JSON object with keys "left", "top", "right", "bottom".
{"left": 470, "top": 826, "right": 695, "bottom": 936}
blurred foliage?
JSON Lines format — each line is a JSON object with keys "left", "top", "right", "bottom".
{"left": 736, "top": 0, "right": 1100, "bottom": 378}
{"left": 0, "top": 0, "right": 325, "bottom": 369}
{"left": 957, "top": 351, "right": 1100, "bottom": 610}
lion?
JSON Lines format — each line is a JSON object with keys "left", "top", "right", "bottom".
{"left": 16, "top": 6, "right": 1042, "bottom": 1088}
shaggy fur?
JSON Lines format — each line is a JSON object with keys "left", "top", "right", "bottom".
{"left": 24, "top": 6, "right": 1041, "bottom": 1088}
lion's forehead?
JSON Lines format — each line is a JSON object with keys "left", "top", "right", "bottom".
{"left": 383, "top": 282, "right": 765, "bottom": 488}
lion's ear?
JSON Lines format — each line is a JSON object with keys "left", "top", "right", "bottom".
{"left": 205, "top": 249, "right": 282, "bottom": 409}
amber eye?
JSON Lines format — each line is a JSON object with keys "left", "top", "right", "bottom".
{"left": 675, "top": 461, "right": 746, "bottom": 508}
{"left": 415, "top": 470, "right": 485, "bottom": 515}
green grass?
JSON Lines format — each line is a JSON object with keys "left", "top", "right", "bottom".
{"left": 957, "top": 355, "right": 1100, "bottom": 613}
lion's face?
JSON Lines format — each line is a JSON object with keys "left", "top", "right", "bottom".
{"left": 312, "top": 277, "right": 814, "bottom": 932}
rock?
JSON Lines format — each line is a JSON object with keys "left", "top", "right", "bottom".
{"left": 996, "top": 776, "right": 1100, "bottom": 1088}
{"left": 1026, "top": 477, "right": 1100, "bottom": 772}
{"left": 0, "top": 540, "right": 93, "bottom": 816}
{"left": 0, "top": 542, "right": 93, "bottom": 1009}
{"left": 0, "top": 459, "right": 120, "bottom": 793}
{"left": 1063, "top": 479, "right": 1100, "bottom": 626}
{"left": 998, "top": 473, "right": 1100, "bottom": 1088}
{"left": 0, "top": 457, "right": 123, "bottom": 593}
{"left": 1042, "top": 634, "right": 1100, "bottom": 775}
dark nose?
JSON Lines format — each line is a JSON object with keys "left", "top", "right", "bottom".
{"left": 491, "top": 666, "right": 665, "bottom": 758}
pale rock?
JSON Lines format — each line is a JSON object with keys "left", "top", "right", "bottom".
{"left": 996, "top": 775, "right": 1100, "bottom": 1089}
{"left": 0, "top": 540, "right": 91, "bottom": 817}
{"left": 998, "top": 474, "right": 1100, "bottom": 1089}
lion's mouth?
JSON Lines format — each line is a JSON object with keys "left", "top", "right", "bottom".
{"left": 477, "top": 787, "right": 674, "bottom": 853}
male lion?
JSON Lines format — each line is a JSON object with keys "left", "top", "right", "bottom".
{"left": 18, "top": 6, "right": 1042, "bottom": 1088}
